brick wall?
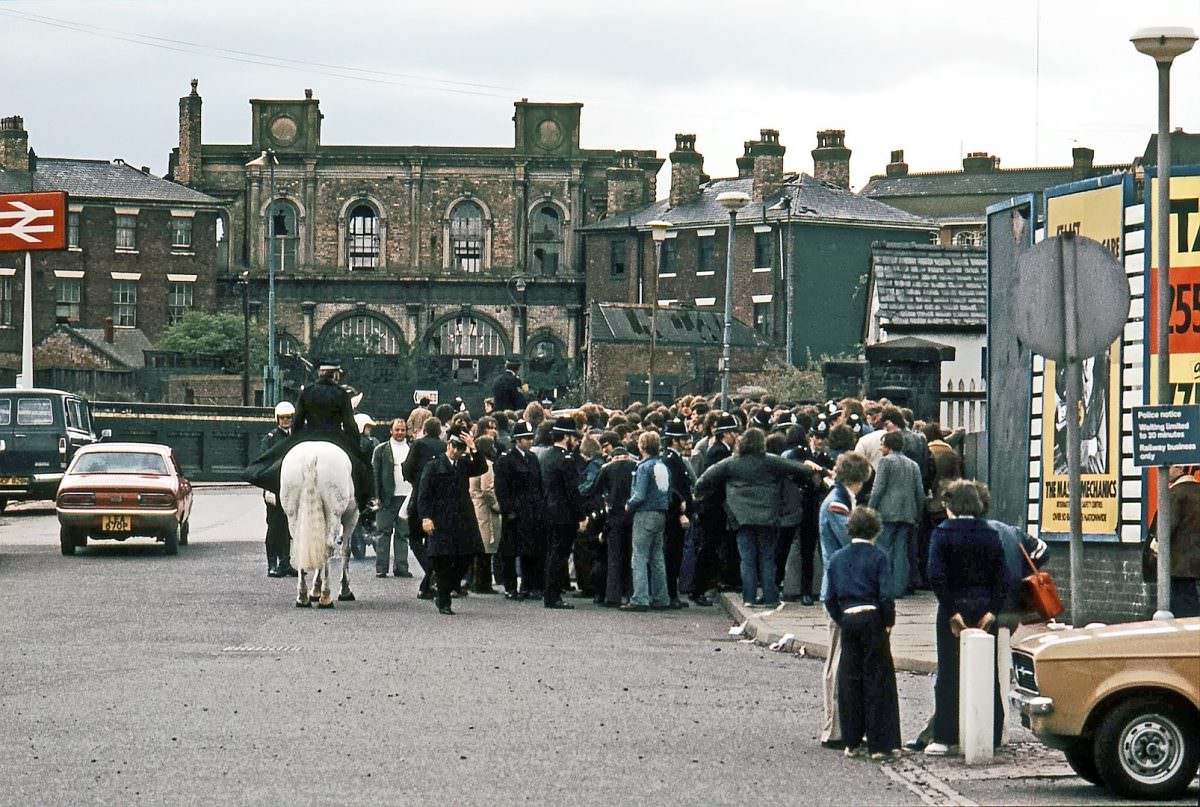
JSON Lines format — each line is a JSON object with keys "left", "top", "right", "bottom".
{"left": 1041, "top": 542, "right": 1155, "bottom": 624}
{"left": 589, "top": 341, "right": 774, "bottom": 405}
{"left": 866, "top": 358, "right": 942, "bottom": 422}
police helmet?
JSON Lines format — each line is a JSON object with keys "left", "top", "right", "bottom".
{"left": 274, "top": 401, "right": 295, "bottom": 418}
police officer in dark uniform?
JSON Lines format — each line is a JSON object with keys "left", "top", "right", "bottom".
{"left": 539, "top": 416, "right": 586, "bottom": 609}
{"left": 494, "top": 420, "right": 545, "bottom": 599}
{"left": 261, "top": 401, "right": 298, "bottom": 578}
{"left": 293, "top": 360, "right": 372, "bottom": 511}
{"left": 692, "top": 413, "right": 739, "bottom": 603}
{"left": 661, "top": 418, "right": 694, "bottom": 609}
{"left": 491, "top": 357, "right": 526, "bottom": 412}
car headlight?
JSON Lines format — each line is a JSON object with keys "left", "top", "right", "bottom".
{"left": 1012, "top": 651, "right": 1038, "bottom": 694}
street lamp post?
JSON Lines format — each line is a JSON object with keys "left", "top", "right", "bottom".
{"left": 647, "top": 220, "right": 671, "bottom": 404}
{"left": 246, "top": 148, "right": 280, "bottom": 406}
{"left": 1131, "top": 26, "right": 1197, "bottom": 620}
{"left": 237, "top": 271, "right": 250, "bottom": 406}
{"left": 716, "top": 192, "right": 750, "bottom": 412}
{"left": 768, "top": 194, "right": 794, "bottom": 365}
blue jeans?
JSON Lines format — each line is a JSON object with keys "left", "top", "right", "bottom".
{"left": 631, "top": 510, "right": 668, "bottom": 607}
{"left": 737, "top": 525, "right": 778, "bottom": 605}
{"left": 876, "top": 522, "right": 912, "bottom": 599}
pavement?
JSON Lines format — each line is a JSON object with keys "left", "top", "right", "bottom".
{"left": 720, "top": 590, "right": 940, "bottom": 673}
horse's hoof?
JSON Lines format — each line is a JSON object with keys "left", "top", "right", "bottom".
{"left": 338, "top": 592, "right": 356, "bottom": 602}
{"left": 295, "top": 600, "right": 311, "bottom": 608}
{"left": 317, "top": 601, "right": 335, "bottom": 609}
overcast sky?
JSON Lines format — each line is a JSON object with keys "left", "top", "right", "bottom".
{"left": 2, "top": 0, "right": 1198, "bottom": 192}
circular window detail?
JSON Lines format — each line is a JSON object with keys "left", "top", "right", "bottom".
{"left": 269, "top": 115, "right": 299, "bottom": 146}
{"left": 535, "top": 119, "right": 563, "bottom": 150}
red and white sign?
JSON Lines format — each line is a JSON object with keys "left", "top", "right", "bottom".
{"left": 0, "top": 191, "right": 68, "bottom": 252}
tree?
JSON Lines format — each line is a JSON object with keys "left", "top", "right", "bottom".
{"left": 158, "top": 311, "right": 268, "bottom": 374}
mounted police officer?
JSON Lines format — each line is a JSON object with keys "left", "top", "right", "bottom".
{"left": 291, "top": 360, "right": 372, "bottom": 511}
{"left": 491, "top": 357, "right": 527, "bottom": 412}
{"left": 261, "top": 401, "right": 298, "bottom": 578}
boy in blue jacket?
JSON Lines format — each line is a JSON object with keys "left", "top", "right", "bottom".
{"left": 623, "top": 431, "right": 671, "bottom": 611}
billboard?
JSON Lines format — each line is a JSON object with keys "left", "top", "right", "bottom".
{"left": 1039, "top": 180, "right": 1125, "bottom": 535}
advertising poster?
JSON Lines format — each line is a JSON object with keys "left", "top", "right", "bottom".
{"left": 1040, "top": 181, "right": 1124, "bottom": 535}
{"left": 1145, "top": 171, "right": 1200, "bottom": 523}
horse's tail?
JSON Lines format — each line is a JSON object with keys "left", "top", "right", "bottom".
{"left": 290, "top": 450, "right": 329, "bottom": 571}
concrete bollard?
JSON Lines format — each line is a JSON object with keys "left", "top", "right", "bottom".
{"left": 958, "top": 628, "right": 995, "bottom": 765}
{"left": 997, "top": 627, "right": 1011, "bottom": 746}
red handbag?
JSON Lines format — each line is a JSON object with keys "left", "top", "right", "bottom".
{"left": 1020, "top": 543, "right": 1065, "bottom": 621}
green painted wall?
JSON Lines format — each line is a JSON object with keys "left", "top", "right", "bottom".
{"left": 790, "top": 224, "right": 931, "bottom": 361}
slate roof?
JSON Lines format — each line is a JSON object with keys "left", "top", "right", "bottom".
{"left": 71, "top": 327, "right": 153, "bottom": 369}
{"left": 1141, "top": 131, "right": 1200, "bottom": 168}
{"left": 869, "top": 242, "right": 986, "bottom": 330}
{"left": 589, "top": 302, "right": 767, "bottom": 348}
{"left": 581, "top": 174, "right": 931, "bottom": 232}
{"left": 0, "top": 159, "right": 218, "bottom": 205}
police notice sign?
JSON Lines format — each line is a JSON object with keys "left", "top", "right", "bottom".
{"left": 1132, "top": 405, "right": 1200, "bottom": 467}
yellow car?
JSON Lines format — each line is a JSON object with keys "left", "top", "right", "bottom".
{"left": 1010, "top": 618, "right": 1200, "bottom": 800}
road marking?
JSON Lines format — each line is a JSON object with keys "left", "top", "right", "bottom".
{"left": 221, "top": 646, "right": 301, "bottom": 654}
{"left": 881, "top": 757, "right": 977, "bottom": 807}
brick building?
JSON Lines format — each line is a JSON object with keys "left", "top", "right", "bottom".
{"left": 167, "top": 81, "right": 661, "bottom": 413}
{"left": 0, "top": 114, "right": 222, "bottom": 384}
{"left": 860, "top": 145, "right": 1129, "bottom": 246}
{"left": 580, "top": 128, "right": 933, "bottom": 400}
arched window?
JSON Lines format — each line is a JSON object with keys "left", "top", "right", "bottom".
{"left": 268, "top": 200, "right": 299, "bottom": 271}
{"left": 450, "top": 202, "right": 483, "bottom": 273}
{"left": 526, "top": 333, "right": 562, "bottom": 373}
{"left": 277, "top": 333, "right": 302, "bottom": 357}
{"left": 347, "top": 205, "right": 379, "bottom": 270}
{"left": 321, "top": 313, "right": 403, "bottom": 355}
{"left": 953, "top": 228, "right": 982, "bottom": 247}
{"left": 431, "top": 314, "right": 505, "bottom": 356}
{"left": 530, "top": 205, "right": 562, "bottom": 277}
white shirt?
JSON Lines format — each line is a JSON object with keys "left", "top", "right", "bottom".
{"left": 854, "top": 430, "right": 886, "bottom": 470}
{"left": 390, "top": 438, "right": 412, "bottom": 498}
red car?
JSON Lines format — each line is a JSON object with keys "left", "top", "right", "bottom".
{"left": 55, "top": 443, "right": 193, "bottom": 556}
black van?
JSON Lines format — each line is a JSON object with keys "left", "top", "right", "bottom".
{"left": 0, "top": 388, "right": 100, "bottom": 511}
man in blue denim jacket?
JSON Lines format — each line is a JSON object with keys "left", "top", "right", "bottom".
{"left": 623, "top": 431, "right": 672, "bottom": 611}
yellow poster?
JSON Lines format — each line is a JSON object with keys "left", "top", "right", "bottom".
{"left": 1040, "top": 182, "right": 1124, "bottom": 535}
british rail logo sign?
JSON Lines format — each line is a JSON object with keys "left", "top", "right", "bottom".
{"left": 0, "top": 192, "right": 68, "bottom": 252}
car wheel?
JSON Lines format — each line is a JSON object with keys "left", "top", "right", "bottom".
{"left": 1092, "top": 695, "right": 1199, "bottom": 800}
{"left": 162, "top": 523, "right": 179, "bottom": 556}
{"left": 179, "top": 520, "right": 189, "bottom": 546}
{"left": 1062, "top": 739, "right": 1103, "bottom": 786}
{"left": 59, "top": 525, "right": 78, "bottom": 556}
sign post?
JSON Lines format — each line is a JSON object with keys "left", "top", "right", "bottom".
{"left": 1015, "top": 233, "right": 1128, "bottom": 625}
{"left": 0, "top": 192, "right": 69, "bottom": 388}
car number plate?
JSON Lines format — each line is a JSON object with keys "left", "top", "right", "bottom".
{"left": 102, "top": 515, "right": 131, "bottom": 531}
{"left": 0, "top": 476, "right": 27, "bottom": 486}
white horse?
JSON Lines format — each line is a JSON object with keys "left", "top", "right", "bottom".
{"left": 279, "top": 441, "right": 358, "bottom": 608}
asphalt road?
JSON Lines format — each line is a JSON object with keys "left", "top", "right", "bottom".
{"left": 1, "top": 487, "right": 1194, "bottom": 806}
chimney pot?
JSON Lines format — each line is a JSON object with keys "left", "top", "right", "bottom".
{"left": 812, "top": 129, "right": 852, "bottom": 189}
{"left": 305, "top": 88, "right": 313, "bottom": 99}
{"left": 737, "top": 140, "right": 756, "bottom": 178}
{"left": 962, "top": 152, "right": 999, "bottom": 173}
{"left": 1071, "top": 145, "right": 1095, "bottom": 177}
{"left": 669, "top": 134, "right": 704, "bottom": 207}
{"left": 885, "top": 148, "right": 909, "bottom": 178}
{"left": 104, "top": 317, "right": 115, "bottom": 343}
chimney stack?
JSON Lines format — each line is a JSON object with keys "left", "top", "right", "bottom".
{"left": 812, "top": 129, "right": 851, "bottom": 189}
{"left": 750, "top": 129, "right": 786, "bottom": 202}
{"left": 176, "top": 79, "right": 203, "bottom": 186}
{"left": 1071, "top": 146, "right": 1095, "bottom": 178}
{"left": 962, "top": 151, "right": 999, "bottom": 173}
{"left": 0, "top": 116, "right": 31, "bottom": 173}
{"left": 885, "top": 149, "right": 909, "bottom": 177}
{"left": 104, "top": 317, "right": 115, "bottom": 344}
{"left": 605, "top": 153, "right": 647, "bottom": 217}
{"left": 668, "top": 133, "right": 704, "bottom": 208}
{"left": 737, "top": 140, "right": 756, "bottom": 178}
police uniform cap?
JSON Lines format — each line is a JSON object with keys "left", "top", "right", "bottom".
{"left": 512, "top": 420, "right": 536, "bottom": 439}
{"left": 752, "top": 408, "right": 773, "bottom": 430}
{"left": 663, "top": 418, "right": 689, "bottom": 438}
{"left": 714, "top": 413, "right": 739, "bottom": 433}
{"left": 551, "top": 416, "right": 580, "bottom": 436}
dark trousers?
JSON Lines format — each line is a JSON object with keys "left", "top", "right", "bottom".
{"left": 408, "top": 512, "right": 434, "bottom": 594}
{"left": 544, "top": 524, "right": 576, "bottom": 605}
{"left": 572, "top": 533, "right": 596, "bottom": 595}
{"left": 720, "top": 527, "right": 742, "bottom": 589}
{"left": 837, "top": 611, "right": 901, "bottom": 754}
{"left": 664, "top": 516, "right": 686, "bottom": 602}
{"left": 603, "top": 520, "right": 633, "bottom": 605}
{"left": 797, "top": 522, "right": 819, "bottom": 596}
{"left": 470, "top": 554, "right": 495, "bottom": 591}
{"left": 774, "top": 526, "right": 795, "bottom": 588}
{"left": 933, "top": 608, "right": 1004, "bottom": 747}
{"left": 691, "top": 518, "right": 724, "bottom": 597}
{"left": 264, "top": 502, "right": 291, "bottom": 570}
{"left": 432, "top": 555, "right": 461, "bottom": 609}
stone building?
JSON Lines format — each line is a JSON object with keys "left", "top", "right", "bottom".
{"left": 0, "top": 114, "right": 222, "bottom": 384}
{"left": 580, "top": 129, "right": 933, "bottom": 401}
{"left": 860, "top": 146, "right": 1129, "bottom": 246}
{"left": 167, "top": 81, "right": 660, "bottom": 413}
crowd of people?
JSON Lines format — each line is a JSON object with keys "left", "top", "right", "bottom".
{"left": 252, "top": 360, "right": 1071, "bottom": 759}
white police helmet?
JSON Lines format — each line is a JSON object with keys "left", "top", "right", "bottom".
{"left": 274, "top": 401, "right": 295, "bottom": 418}
{"left": 354, "top": 413, "right": 374, "bottom": 433}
